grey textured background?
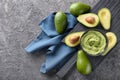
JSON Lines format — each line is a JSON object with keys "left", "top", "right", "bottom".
{"left": 0, "top": 0, "right": 120, "bottom": 80}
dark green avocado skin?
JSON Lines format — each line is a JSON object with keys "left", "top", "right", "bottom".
{"left": 54, "top": 11, "right": 67, "bottom": 34}
{"left": 70, "top": 2, "right": 91, "bottom": 16}
{"left": 76, "top": 50, "right": 92, "bottom": 75}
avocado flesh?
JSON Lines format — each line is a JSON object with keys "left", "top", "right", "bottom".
{"left": 69, "top": 2, "right": 91, "bottom": 17}
{"left": 77, "top": 13, "right": 99, "bottom": 27}
{"left": 65, "top": 31, "right": 84, "bottom": 47}
{"left": 54, "top": 11, "right": 67, "bottom": 34}
{"left": 76, "top": 50, "right": 92, "bottom": 75}
{"left": 81, "top": 30, "right": 107, "bottom": 56}
{"left": 98, "top": 8, "right": 111, "bottom": 30}
{"left": 101, "top": 32, "right": 117, "bottom": 56}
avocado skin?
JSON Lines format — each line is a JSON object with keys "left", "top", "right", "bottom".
{"left": 54, "top": 12, "right": 67, "bottom": 34}
{"left": 70, "top": 2, "right": 91, "bottom": 17}
{"left": 102, "top": 32, "right": 117, "bottom": 56}
{"left": 76, "top": 50, "right": 92, "bottom": 75}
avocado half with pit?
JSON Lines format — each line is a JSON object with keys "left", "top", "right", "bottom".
{"left": 64, "top": 31, "right": 85, "bottom": 47}
{"left": 77, "top": 13, "right": 99, "bottom": 28}
{"left": 101, "top": 32, "right": 117, "bottom": 56}
{"left": 98, "top": 8, "right": 111, "bottom": 30}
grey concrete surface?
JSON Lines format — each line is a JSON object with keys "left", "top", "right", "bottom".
{"left": 0, "top": 0, "right": 120, "bottom": 80}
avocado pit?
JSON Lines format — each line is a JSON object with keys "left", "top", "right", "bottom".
{"left": 69, "top": 35, "right": 80, "bottom": 44}
{"left": 85, "top": 17, "right": 95, "bottom": 24}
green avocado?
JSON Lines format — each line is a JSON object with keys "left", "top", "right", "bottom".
{"left": 98, "top": 8, "right": 111, "bottom": 30}
{"left": 64, "top": 31, "right": 84, "bottom": 47}
{"left": 102, "top": 32, "right": 117, "bottom": 56}
{"left": 54, "top": 11, "right": 67, "bottom": 34}
{"left": 76, "top": 50, "right": 92, "bottom": 75}
{"left": 69, "top": 2, "right": 91, "bottom": 17}
{"left": 77, "top": 13, "right": 99, "bottom": 28}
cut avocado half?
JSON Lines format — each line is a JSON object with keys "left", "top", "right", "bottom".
{"left": 101, "top": 32, "right": 117, "bottom": 56}
{"left": 64, "top": 31, "right": 85, "bottom": 47}
{"left": 98, "top": 8, "right": 111, "bottom": 30}
{"left": 77, "top": 13, "right": 99, "bottom": 28}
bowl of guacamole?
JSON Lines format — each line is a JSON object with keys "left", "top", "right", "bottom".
{"left": 80, "top": 30, "right": 107, "bottom": 56}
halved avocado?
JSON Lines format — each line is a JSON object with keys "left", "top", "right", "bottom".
{"left": 64, "top": 31, "right": 85, "bottom": 47}
{"left": 101, "top": 32, "right": 117, "bottom": 56}
{"left": 77, "top": 13, "right": 99, "bottom": 28}
{"left": 98, "top": 8, "right": 111, "bottom": 30}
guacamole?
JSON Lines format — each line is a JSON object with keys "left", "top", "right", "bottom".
{"left": 81, "top": 30, "right": 107, "bottom": 56}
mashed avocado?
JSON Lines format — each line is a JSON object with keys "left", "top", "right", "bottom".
{"left": 81, "top": 30, "right": 107, "bottom": 56}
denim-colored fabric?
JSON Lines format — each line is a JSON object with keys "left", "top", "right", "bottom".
{"left": 40, "top": 43, "right": 77, "bottom": 73}
{"left": 25, "top": 12, "right": 77, "bottom": 73}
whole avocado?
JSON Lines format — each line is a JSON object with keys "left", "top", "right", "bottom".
{"left": 76, "top": 50, "right": 92, "bottom": 75}
{"left": 54, "top": 11, "right": 67, "bottom": 34}
{"left": 69, "top": 2, "right": 91, "bottom": 16}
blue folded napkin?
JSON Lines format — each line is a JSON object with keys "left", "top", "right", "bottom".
{"left": 40, "top": 43, "right": 77, "bottom": 73}
{"left": 25, "top": 12, "right": 77, "bottom": 73}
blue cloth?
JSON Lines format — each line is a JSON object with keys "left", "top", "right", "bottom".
{"left": 40, "top": 43, "right": 77, "bottom": 73}
{"left": 25, "top": 12, "right": 77, "bottom": 73}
